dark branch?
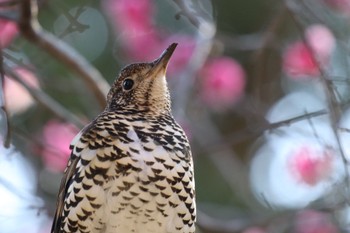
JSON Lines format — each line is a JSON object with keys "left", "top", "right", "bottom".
{"left": 0, "top": 48, "right": 10, "bottom": 148}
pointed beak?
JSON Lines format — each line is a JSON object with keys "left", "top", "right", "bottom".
{"left": 149, "top": 43, "right": 177, "bottom": 77}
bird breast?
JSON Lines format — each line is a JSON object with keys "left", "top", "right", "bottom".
{"left": 102, "top": 127, "right": 194, "bottom": 233}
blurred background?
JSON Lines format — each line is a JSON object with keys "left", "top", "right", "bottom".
{"left": 1, "top": 0, "right": 350, "bottom": 232}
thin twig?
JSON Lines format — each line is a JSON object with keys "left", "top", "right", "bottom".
{"left": 18, "top": 0, "right": 109, "bottom": 109}
{"left": 58, "top": 6, "right": 90, "bottom": 38}
{"left": 285, "top": 0, "right": 350, "bottom": 194}
{"left": 226, "top": 108, "right": 329, "bottom": 145}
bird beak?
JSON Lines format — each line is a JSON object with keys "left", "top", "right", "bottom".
{"left": 149, "top": 43, "right": 177, "bottom": 77}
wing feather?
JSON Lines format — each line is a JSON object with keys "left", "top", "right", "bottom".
{"left": 50, "top": 154, "right": 80, "bottom": 233}
{"left": 50, "top": 123, "right": 94, "bottom": 233}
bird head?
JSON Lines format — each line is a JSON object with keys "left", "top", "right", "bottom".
{"left": 106, "top": 43, "right": 177, "bottom": 115}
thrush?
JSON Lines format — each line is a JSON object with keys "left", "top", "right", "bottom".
{"left": 51, "top": 43, "right": 196, "bottom": 233}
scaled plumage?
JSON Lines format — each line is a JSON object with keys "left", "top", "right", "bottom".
{"left": 51, "top": 44, "right": 196, "bottom": 233}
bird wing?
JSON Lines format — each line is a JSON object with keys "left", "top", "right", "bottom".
{"left": 50, "top": 121, "right": 96, "bottom": 233}
{"left": 51, "top": 152, "right": 80, "bottom": 233}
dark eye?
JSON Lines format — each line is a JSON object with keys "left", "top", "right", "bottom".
{"left": 122, "top": 79, "right": 134, "bottom": 90}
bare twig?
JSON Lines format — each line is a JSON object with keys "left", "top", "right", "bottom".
{"left": 285, "top": 0, "right": 350, "bottom": 192}
{"left": 226, "top": 108, "right": 329, "bottom": 145}
{"left": 5, "top": 66, "right": 85, "bottom": 128}
{"left": 17, "top": 0, "right": 109, "bottom": 109}
{"left": 58, "top": 6, "right": 90, "bottom": 38}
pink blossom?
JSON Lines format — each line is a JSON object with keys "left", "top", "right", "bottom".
{"left": 294, "top": 210, "right": 338, "bottom": 233}
{"left": 251, "top": 92, "right": 345, "bottom": 208}
{"left": 4, "top": 68, "right": 40, "bottom": 115}
{"left": 323, "top": 0, "right": 350, "bottom": 15}
{"left": 305, "top": 25, "right": 335, "bottom": 60}
{"left": 41, "top": 120, "right": 79, "bottom": 172}
{"left": 102, "top": 0, "right": 196, "bottom": 66}
{"left": 120, "top": 30, "right": 162, "bottom": 61}
{"left": 102, "top": 0, "right": 161, "bottom": 61}
{"left": 0, "top": 18, "right": 18, "bottom": 48}
{"left": 288, "top": 146, "right": 334, "bottom": 186}
{"left": 283, "top": 25, "right": 335, "bottom": 79}
{"left": 200, "top": 57, "right": 245, "bottom": 110}
{"left": 283, "top": 42, "right": 319, "bottom": 78}
{"left": 242, "top": 227, "right": 266, "bottom": 233}
{"left": 0, "top": 0, "right": 18, "bottom": 48}
{"left": 102, "top": 0, "right": 154, "bottom": 33}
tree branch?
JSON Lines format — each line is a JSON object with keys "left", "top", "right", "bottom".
{"left": 5, "top": 66, "right": 85, "bottom": 128}
{"left": 18, "top": 0, "right": 110, "bottom": 109}
{"left": 285, "top": 0, "right": 350, "bottom": 197}
{"left": 0, "top": 49, "right": 10, "bottom": 148}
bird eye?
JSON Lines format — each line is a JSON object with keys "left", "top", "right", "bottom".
{"left": 122, "top": 79, "right": 134, "bottom": 91}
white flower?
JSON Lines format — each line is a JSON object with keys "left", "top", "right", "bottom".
{"left": 250, "top": 91, "right": 345, "bottom": 209}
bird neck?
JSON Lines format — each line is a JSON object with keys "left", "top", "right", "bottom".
{"left": 105, "top": 104, "right": 172, "bottom": 119}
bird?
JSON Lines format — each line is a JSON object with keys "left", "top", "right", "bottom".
{"left": 51, "top": 43, "right": 196, "bottom": 233}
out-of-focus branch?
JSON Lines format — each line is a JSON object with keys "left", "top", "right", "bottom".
{"left": 227, "top": 108, "right": 329, "bottom": 145}
{"left": 0, "top": 0, "right": 19, "bottom": 8}
{"left": 172, "top": 0, "right": 212, "bottom": 29}
{"left": 170, "top": 0, "right": 216, "bottom": 117}
{"left": 252, "top": 5, "right": 288, "bottom": 104}
{"left": 190, "top": 106, "right": 253, "bottom": 203}
{"left": 197, "top": 210, "right": 251, "bottom": 233}
{"left": 285, "top": 0, "right": 350, "bottom": 190}
{"left": 217, "top": 32, "right": 265, "bottom": 51}
{"left": 196, "top": 198, "right": 300, "bottom": 233}
{"left": 58, "top": 6, "right": 89, "bottom": 38}
{"left": 18, "top": 0, "right": 109, "bottom": 109}
{"left": 0, "top": 49, "right": 10, "bottom": 148}
{"left": 5, "top": 66, "right": 85, "bottom": 128}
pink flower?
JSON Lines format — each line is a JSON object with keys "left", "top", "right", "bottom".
{"left": 283, "top": 42, "right": 319, "bottom": 78}
{"left": 0, "top": 19, "right": 18, "bottom": 48}
{"left": 323, "top": 0, "right": 350, "bottom": 15}
{"left": 102, "top": 0, "right": 161, "bottom": 61}
{"left": 283, "top": 25, "right": 335, "bottom": 79}
{"left": 294, "top": 210, "right": 338, "bottom": 233}
{"left": 200, "top": 57, "right": 245, "bottom": 110}
{"left": 41, "top": 120, "right": 79, "bottom": 172}
{"left": 4, "top": 68, "right": 40, "bottom": 115}
{"left": 102, "top": 0, "right": 154, "bottom": 33}
{"left": 121, "top": 30, "right": 162, "bottom": 61}
{"left": 0, "top": 0, "right": 19, "bottom": 48}
{"left": 102, "top": 0, "right": 197, "bottom": 66}
{"left": 305, "top": 25, "right": 335, "bottom": 60}
{"left": 251, "top": 92, "right": 345, "bottom": 208}
{"left": 242, "top": 227, "right": 266, "bottom": 233}
{"left": 288, "top": 146, "right": 334, "bottom": 186}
